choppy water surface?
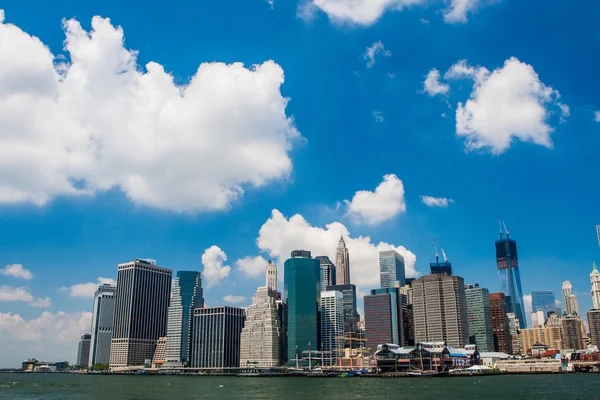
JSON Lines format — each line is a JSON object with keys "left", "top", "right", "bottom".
{"left": 0, "top": 373, "right": 598, "bottom": 400}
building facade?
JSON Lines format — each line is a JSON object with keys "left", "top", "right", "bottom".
{"left": 412, "top": 273, "right": 468, "bottom": 348}
{"left": 465, "top": 284, "right": 494, "bottom": 352}
{"left": 152, "top": 337, "right": 167, "bottom": 367}
{"left": 591, "top": 263, "right": 600, "bottom": 310}
{"left": 316, "top": 256, "right": 336, "bottom": 292}
{"left": 88, "top": 284, "right": 116, "bottom": 367}
{"left": 531, "top": 290, "right": 557, "bottom": 319}
{"left": 364, "top": 288, "right": 405, "bottom": 347}
{"left": 77, "top": 333, "right": 92, "bottom": 368}
{"left": 165, "top": 271, "right": 204, "bottom": 367}
{"left": 110, "top": 259, "right": 172, "bottom": 367}
{"left": 320, "top": 290, "right": 344, "bottom": 366}
{"left": 335, "top": 236, "right": 350, "bottom": 285}
{"left": 190, "top": 306, "right": 246, "bottom": 368}
{"left": 266, "top": 260, "right": 278, "bottom": 292}
{"left": 562, "top": 281, "right": 581, "bottom": 316}
{"left": 587, "top": 309, "right": 600, "bottom": 348}
{"left": 326, "top": 284, "right": 358, "bottom": 337}
{"left": 520, "top": 326, "right": 562, "bottom": 355}
{"left": 489, "top": 293, "right": 513, "bottom": 354}
{"left": 561, "top": 316, "right": 585, "bottom": 350}
{"left": 379, "top": 250, "right": 406, "bottom": 289}
{"left": 495, "top": 232, "right": 526, "bottom": 328}
{"left": 240, "top": 287, "right": 280, "bottom": 367}
{"left": 284, "top": 250, "right": 321, "bottom": 363}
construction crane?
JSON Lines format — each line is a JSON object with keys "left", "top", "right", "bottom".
{"left": 498, "top": 217, "right": 510, "bottom": 239}
{"left": 441, "top": 248, "right": 448, "bottom": 262}
{"left": 433, "top": 238, "right": 439, "bottom": 262}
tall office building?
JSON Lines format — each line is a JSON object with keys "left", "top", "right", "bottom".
{"left": 320, "top": 290, "right": 344, "bottom": 366}
{"left": 531, "top": 310, "right": 546, "bottom": 327}
{"left": 88, "top": 284, "right": 116, "bottom": 367}
{"left": 489, "top": 293, "right": 513, "bottom": 354}
{"left": 587, "top": 309, "right": 600, "bottom": 348}
{"left": 562, "top": 281, "right": 581, "bottom": 316}
{"left": 240, "top": 286, "right": 280, "bottom": 367}
{"left": 77, "top": 333, "right": 92, "bottom": 368}
{"left": 165, "top": 271, "right": 204, "bottom": 367}
{"left": 110, "top": 259, "right": 172, "bottom": 367}
{"left": 531, "top": 291, "right": 556, "bottom": 319}
{"left": 326, "top": 284, "right": 358, "bottom": 336}
{"left": 412, "top": 273, "right": 468, "bottom": 347}
{"left": 284, "top": 250, "right": 321, "bottom": 363}
{"left": 316, "top": 256, "right": 336, "bottom": 292}
{"left": 591, "top": 263, "right": 600, "bottom": 310}
{"left": 190, "top": 306, "right": 245, "bottom": 368}
{"left": 495, "top": 226, "right": 526, "bottom": 328}
{"left": 400, "top": 281, "right": 415, "bottom": 346}
{"left": 335, "top": 236, "right": 350, "bottom": 285}
{"left": 266, "top": 260, "right": 278, "bottom": 292}
{"left": 465, "top": 284, "right": 494, "bottom": 352}
{"left": 379, "top": 250, "right": 406, "bottom": 288}
{"left": 364, "top": 288, "right": 405, "bottom": 347}
{"left": 507, "top": 312, "right": 522, "bottom": 355}
{"left": 561, "top": 316, "right": 585, "bottom": 350}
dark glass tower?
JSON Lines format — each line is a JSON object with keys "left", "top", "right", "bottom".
{"left": 284, "top": 250, "right": 320, "bottom": 363}
{"left": 316, "top": 256, "right": 336, "bottom": 292}
{"left": 495, "top": 231, "right": 526, "bottom": 328}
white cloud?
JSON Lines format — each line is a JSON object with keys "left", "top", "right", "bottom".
{"left": 67, "top": 277, "right": 116, "bottom": 298}
{"left": 555, "top": 299, "right": 562, "bottom": 306}
{"left": 444, "top": 0, "right": 479, "bottom": 23}
{"left": 373, "top": 111, "right": 384, "bottom": 123}
{"left": 523, "top": 294, "right": 532, "bottom": 314}
{"left": 420, "top": 18, "right": 430, "bottom": 24}
{"left": 236, "top": 255, "right": 268, "bottom": 278}
{"left": 223, "top": 294, "right": 247, "bottom": 304}
{"left": 309, "top": 0, "right": 425, "bottom": 26}
{"left": 256, "top": 209, "right": 417, "bottom": 291}
{"left": 30, "top": 297, "right": 52, "bottom": 308}
{"left": 441, "top": 57, "right": 566, "bottom": 154}
{"left": 297, "top": 0, "right": 319, "bottom": 21}
{"left": 595, "top": 111, "right": 600, "bottom": 122}
{"left": 0, "top": 311, "right": 91, "bottom": 367}
{"left": 420, "top": 195, "right": 454, "bottom": 207}
{"left": 423, "top": 69, "right": 450, "bottom": 96}
{"left": 202, "top": 246, "right": 231, "bottom": 288}
{"left": 0, "top": 12, "right": 299, "bottom": 212}
{"left": 268, "top": 0, "right": 275, "bottom": 8}
{"left": 0, "top": 264, "right": 33, "bottom": 280}
{"left": 363, "top": 41, "right": 391, "bottom": 68}
{"left": 344, "top": 174, "right": 406, "bottom": 225}
{"left": 0, "top": 285, "right": 34, "bottom": 302}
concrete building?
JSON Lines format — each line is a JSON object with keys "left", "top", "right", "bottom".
{"left": 320, "top": 290, "right": 344, "bottom": 366}
{"left": 412, "top": 273, "right": 468, "bottom": 348}
{"left": 506, "top": 312, "right": 522, "bottom": 355}
{"left": 379, "top": 250, "right": 405, "bottom": 289}
{"left": 562, "top": 281, "right": 581, "bottom": 317}
{"left": 495, "top": 226, "right": 526, "bottom": 328}
{"left": 520, "top": 326, "right": 562, "bottom": 355}
{"left": 465, "top": 284, "right": 494, "bottom": 351}
{"left": 531, "top": 310, "right": 546, "bottom": 327}
{"left": 76, "top": 333, "right": 92, "bottom": 368}
{"left": 561, "top": 316, "right": 585, "bottom": 350}
{"left": 489, "top": 293, "right": 513, "bottom": 354}
{"left": 284, "top": 250, "right": 321, "bottom": 363}
{"left": 591, "top": 263, "right": 600, "bottom": 310}
{"left": 240, "top": 286, "right": 280, "bottom": 367}
{"left": 335, "top": 236, "right": 350, "bottom": 285}
{"left": 266, "top": 260, "right": 278, "bottom": 292}
{"left": 88, "top": 284, "right": 116, "bottom": 367}
{"left": 152, "top": 337, "right": 167, "bottom": 367}
{"left": 364, "top": 288, "right": 405, "bottom": 347}
{"left": 587, "top": 309, "right": 600, "bottom": 348}
{"left": 316, "top": 256, "right": 336, "bottom": 292}
{"left": 190, "top": 306, "right": 246, "bottom": 368}
{"left": 165, "top": 271, "right": 204, "bottom": 367}
{"left": 110, "top": 259, "right": 172, "bottom": 368}
{"left": 545, "top": 312, "right": 562, "bottom": 328}
{"left": 326, "top": 284, "right": 358, "bottom": 338}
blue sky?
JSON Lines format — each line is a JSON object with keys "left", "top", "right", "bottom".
{"left": 1, "top": 0, "right": 599, "bottom": 367}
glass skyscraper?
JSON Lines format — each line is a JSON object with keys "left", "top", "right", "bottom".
{"left": 316, "top": 256, "right": 336, "bottom": 292}
{"left": 284, "top": 250, "right": 321, "bottom": 363}
{"left": 364, "top": 288, "right": 405, "bottom": 346}
{"left": 495, "top": 233, "right": 526, "bottom": 328}
{"left": 326, "top": 284, "right": 358, "bottom": 337}
{"left": 465, "top": 284, "right": 494, "bottom": 352}
{"left": 379, "top": 250, "right": 405, "bottom": 288}
{"left": 531, "top": 290, "right": 556, "bottom": 318}
{"left": 88, "top": 284, "right": 116, "bottom": 367}
{"left": 165, "top": 271, "right": 204, "bottom": 367}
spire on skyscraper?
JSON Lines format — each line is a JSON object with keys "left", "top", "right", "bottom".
{"left": 336, "top": 233, "right": 350, "bottom": 285}
{"left": 591, "top": 262, "right": 600, "bottom": 310}
{"left": 266, "top": 260, "right": 277, "bottom": 293}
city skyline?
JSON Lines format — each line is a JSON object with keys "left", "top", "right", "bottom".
{"left": 1, "top": 0, "right": 600, "bottom": 368}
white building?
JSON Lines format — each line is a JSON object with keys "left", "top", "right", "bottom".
{"left": 266, "top": 260, "right": 278, "bottom": 292}
{"left": 239, "top": 286, "right": 280, "bottom": 367}
{"left": 320, "top": 290, "right": 344, "bottom": 367}
{"left": 562, "top": 281, "right": 581, "bottom": 316}
{"left": 591, "top": 263, "right": 600, "bottom": 310}
{"left": 531, "top": 310, "right": 546, "bottom": 327}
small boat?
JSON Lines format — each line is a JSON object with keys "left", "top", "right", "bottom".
{"left": 407, "top": 371, "right": 449, "bottom": 377}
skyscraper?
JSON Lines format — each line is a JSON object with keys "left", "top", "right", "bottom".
{"left": 320, "top": 290, "right": 344, "bottom": 366}
{"left": 412, "top": 273, "right": 468, "bottom": 348}
{"left": 465, "top": 284, "right": 494, "bottom": 352}
{"left": 89, "top": 284, "right": 116, "bottom": 367}
{"left": 489, "top": 292, "right": 513, "bottom": 354}
{"left": 190, "top": 306, "right": 245, "bottom": 368}
{"left": 379, "top": 250, "right": 405, "bottom": 288}
{"left": 591, "top": 263, "right": 600, "bottom": 310}
{"left": 364, "top": 287, "right": 405, "bottom": 346}
{"left": 110, "top": 259, "right": 172, "bottom": 368}
{"left": 561, "top": 316, "right": 585, "bottom": 350}
{"left": 495, "top": 225, "right": 526, "bottom": 328}
{"left": 335, "top": 236, "right": 350, "bottom": 285}
{"left": 316, "top": 256, "right": 336, "bottom": 292}
{"left": 326, "top": 284, "right": 358, "bottom": 336}
{"left": 562, "top": 281, "right": 581, "bottom": 316}
{"left": 77, "top": 333, "right": 92, "bottom": 368}
{"left": 284, "top": 250, "right": 321, "bottom": 363}
{"left": 531, "top": 291, "right": 556, "bottom": 319}
{"left": 240, "top": 286, "right": 280, "bottom": 367}
{"left": 587, "top": 309, "right": 600, "bottom": 348}
{"left": 266, "top": 260, "right": 278, "bottom": 292}
{"left": 165, "top": 271, "right": 204, "bottom": 367}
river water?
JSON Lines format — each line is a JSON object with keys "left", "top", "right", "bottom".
{"left": 0, "top": 373, "right": 597, "bottom": 399}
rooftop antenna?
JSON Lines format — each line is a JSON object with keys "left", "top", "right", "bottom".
{"left": 441, "top": 248, "right": 448, "bottom": 263}
{"left": 433, "top": 238, "right": 439, "bottom": 263}
{"left": 502, "top": 219, "right": 510, "bottom": 239}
